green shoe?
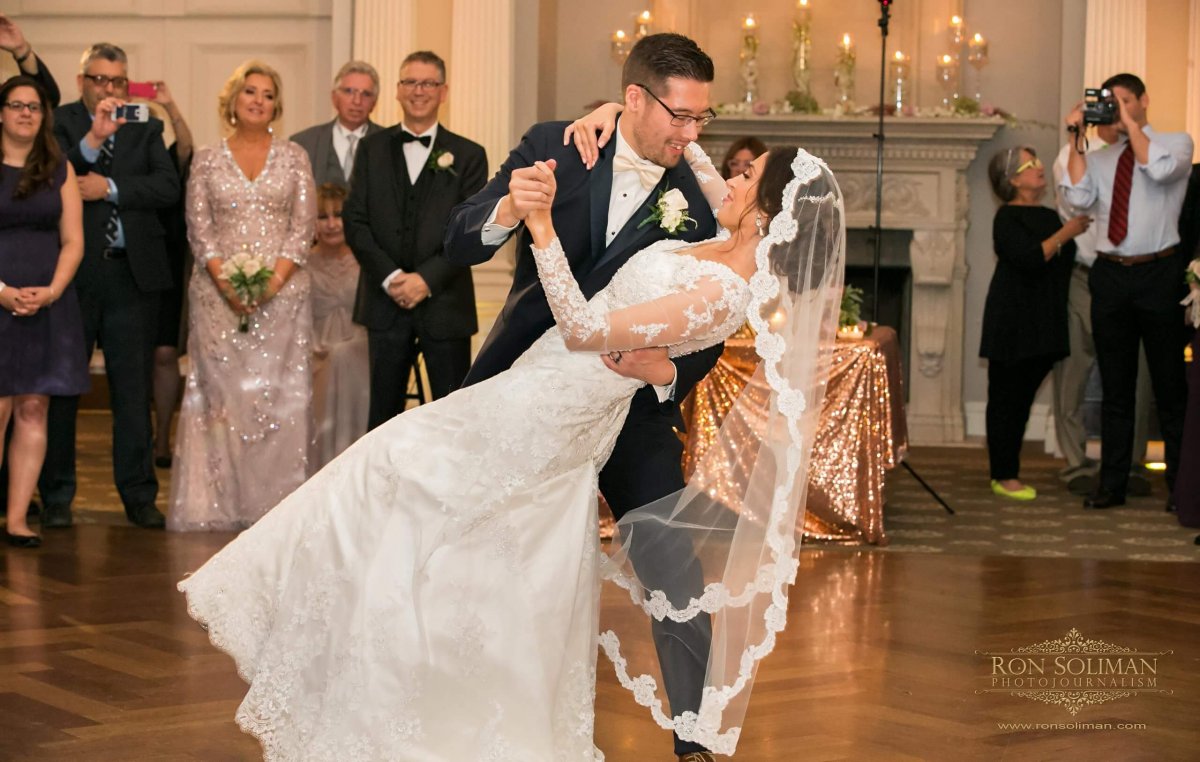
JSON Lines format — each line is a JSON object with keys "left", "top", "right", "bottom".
{"left": 991, "top": 480, "right": 1036, "bottom": 501}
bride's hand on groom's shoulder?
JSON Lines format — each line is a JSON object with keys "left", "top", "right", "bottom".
{"left": 525, "top": 159, "right": 558, "bottom": 246}
{"left": 564, "top": 102, "right": 622, "bottom": 170}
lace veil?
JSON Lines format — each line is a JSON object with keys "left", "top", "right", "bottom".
{"left": 598, "top": 148, "right": 845, "bottom": 755}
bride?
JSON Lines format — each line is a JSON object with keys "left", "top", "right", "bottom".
{"left": 179, "top": 143, "right": 844, "bottom": 760}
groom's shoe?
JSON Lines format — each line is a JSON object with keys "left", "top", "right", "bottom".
{"left": 679, "top": 754, "right": 717, "bottom": 762}
{"left": 126, "top": 503, "right": 166, "bottom": 529}
{"left": 41, "top": 503, "right": 73, "bottom": 529}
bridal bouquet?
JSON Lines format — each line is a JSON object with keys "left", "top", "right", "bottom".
{"left": 218, "top": 252, "right": 274, "bottom": 332}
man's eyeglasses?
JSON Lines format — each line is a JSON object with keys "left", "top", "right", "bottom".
{"left": 636, "top": 84, "right": 716, "bottom": 129}
{"left": 337, "top": 86, "right": 377, "bottom": 100}
{"left": 83, "top": 74, "right": 129, "bottom": 89}
{"left": 1015, "top": 156, "right": 1043, "bottom": 174}
{"left": 398, "top": 79, "right": 444, "bottom": 92}
{"left": 3, "top": 101, "right": 42, "bottom": 114}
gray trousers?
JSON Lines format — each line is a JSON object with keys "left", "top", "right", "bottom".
{"left": 1051, "top": 264, "right": 1151, "bottom": 475}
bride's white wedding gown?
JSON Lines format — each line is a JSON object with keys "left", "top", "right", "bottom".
{"left": 179, "top": 236, "right": 750, "bottom": 761}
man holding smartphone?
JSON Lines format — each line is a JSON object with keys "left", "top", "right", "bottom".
{"left": 40, "top": 42, "right": 179, "bottom": 530}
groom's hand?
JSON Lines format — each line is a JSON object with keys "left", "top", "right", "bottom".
{"left": 496, "top": 162, "right": 557, "bottom": 227}
{"left": 601, "top": 347, "right": 675, "bottom": 386}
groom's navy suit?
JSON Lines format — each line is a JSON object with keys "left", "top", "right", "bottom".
{"left": 444, "top": 119, "right": 719, "bottom": 755}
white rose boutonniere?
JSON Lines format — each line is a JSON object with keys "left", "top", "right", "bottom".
{"left": 428, "top": 149, "right": 457, "bottom": 175}
{"left": 638, "top": 185, "right": 696, "bottom": 236}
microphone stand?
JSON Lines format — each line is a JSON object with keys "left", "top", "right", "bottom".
{"left": 873, "top": 0, "right": 953, "bottom": 515}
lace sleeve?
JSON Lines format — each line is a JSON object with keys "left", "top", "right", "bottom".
{"left": 685, "top": 142, "right": 725, "bottom": 216}
{"left": 532, "top": 238, "right": 742, "bottom": 353}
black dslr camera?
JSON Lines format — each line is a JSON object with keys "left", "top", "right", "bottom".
{"left": 1082, "top": 88, "right": 1118, "bottom": 125}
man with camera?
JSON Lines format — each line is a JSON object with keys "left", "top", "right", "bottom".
{"left": 39, "top": 42, "right": 179, "bottom": 530}
{"left": 1061, "top": 73, "right": 1194, "bottom": 510}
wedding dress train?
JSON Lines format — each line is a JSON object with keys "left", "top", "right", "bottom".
{"left": 179, "top": 239, "right": 750, "bottom": 761}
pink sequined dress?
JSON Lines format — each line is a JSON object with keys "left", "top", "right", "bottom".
{"left": 169, "top": 139, "right": 317, "bottom": 531}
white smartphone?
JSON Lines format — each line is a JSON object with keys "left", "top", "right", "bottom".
{"left": 114, "top": 103, "right": 150, "bottom": 123}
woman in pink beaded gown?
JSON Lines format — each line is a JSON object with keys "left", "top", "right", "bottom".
{"left": 168, "top": 61, "right": 316, "bottom": 531}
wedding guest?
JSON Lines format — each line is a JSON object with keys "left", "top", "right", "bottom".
{"left": 719, "top": 135, "right": 766, "bottom": 180}
{"left": 0, "top": 77, "right": 85, "bottom": 547}
{"left": 0, "top": 14, "right": 61, "bottom": 108}
{"left": 344, "top": 50, "right": 487, "bottom": 428}
{"left": 291, "top": 60, "right": 383, "bottom": 189}
{"left": 42, "top": 42, "right": 178, "bottom": 530}
{"left": 142, "top": 82, "right": 194, "bottom": 469}
{"left": 1173, "top": 174, "right": 1200, "bottom": 531}
{"left": 168, "top": 60, "right": 316, "bottom": 531}
{"left": 1061, "top": 73, "right": 1194, "bottom": 510}
{"left": 308, "top": 182, "right": 369, "bottom": 468}
{"left": 981, "top": 146, "right": 1090, "bottom": 501}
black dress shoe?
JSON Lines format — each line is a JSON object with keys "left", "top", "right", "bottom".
{"left": 5, "top": 531, "right": 42, "bottom": 548}
{"left": 1067, "top": 473, "right": 1096, "bottom": 496}
{"left": 1126, "top": 471, "right": 1152, "bottom": 497}
{"left": 1166, "top": 498, "right": 1177, "bottom": 514}
{"left": 126, "top": 503, "right": 166, "bottom": 529}
{"left": 1083, "top": 490, "right": 1126, "bottom": 509}
{"left": 154, "top": 455, "right": 172, "bottom": 469}
{"left": 41, "top": 504, "right": 73, "bottom": 528}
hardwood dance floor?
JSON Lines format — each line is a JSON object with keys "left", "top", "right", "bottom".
{"left": 2, "top": 524, "right": 1197, "bottom": 761}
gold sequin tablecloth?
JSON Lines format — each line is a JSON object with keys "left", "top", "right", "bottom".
{"left": 681, "top": 326, "right": 907, "bottom": 545}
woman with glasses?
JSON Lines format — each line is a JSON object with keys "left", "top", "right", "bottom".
{"left": 0, "top": 77, "right": 86, "bottom": 547}
{"left": 981, "top": 146, "right": 1091, "bottom": 500}
{"left": 168, "top": 60, "right": 316, "bottom": 531}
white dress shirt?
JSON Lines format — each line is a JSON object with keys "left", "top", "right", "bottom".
{"left": 1059, "top": 125, "right": 1194, "bottom": 257}
{"left": 382, "top": 123, "right": 441, "bottom": 291}
{"left": 332, "top": 120, "right": 368, "bottom": 180}
{"left": 1052, "top": 141, "right": 1106, "bottom": 267}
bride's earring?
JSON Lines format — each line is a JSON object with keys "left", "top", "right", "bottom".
{"left": 755, "top": 214, "right": 766, "bottom": 237}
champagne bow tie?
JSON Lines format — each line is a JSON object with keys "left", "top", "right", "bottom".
{"left": 613, "top": 153, "right": 665, "bottom": 191}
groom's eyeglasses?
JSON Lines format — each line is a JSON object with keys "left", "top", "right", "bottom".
{"left": 636, "top": 84, "right": 716, "bottom": 129}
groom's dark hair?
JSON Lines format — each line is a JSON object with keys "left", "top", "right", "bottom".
{"left": 622, "top": 33, "right": 714, "bottom": 93}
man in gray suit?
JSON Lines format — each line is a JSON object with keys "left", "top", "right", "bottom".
{"left": 291, "top": 60, "right": 384, "bottom": 188}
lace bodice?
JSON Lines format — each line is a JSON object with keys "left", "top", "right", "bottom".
{"left": 530, "top": 237, "right": 750, "bottom": 359}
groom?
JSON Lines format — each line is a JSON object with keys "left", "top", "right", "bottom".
{"left": 445, "top": 33, "right": 720, "bottom": 761}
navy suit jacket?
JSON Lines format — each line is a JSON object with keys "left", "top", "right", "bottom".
{"left": 53, "top": 100, "right": 180, "bottom": 293}
{"left": 444, "top": 119, "right": 722, "bottom": 415}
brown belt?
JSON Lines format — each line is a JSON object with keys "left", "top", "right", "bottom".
{"left": 1096, "top": 246, "right": 1176, "bottom": 266}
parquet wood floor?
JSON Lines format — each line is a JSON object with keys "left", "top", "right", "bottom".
{"left": 2, "top": 527, "right": 1197, "bottom": 760}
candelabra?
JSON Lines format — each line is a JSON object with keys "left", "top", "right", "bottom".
{"left": 611, "top": 29, "right": 630, "bottom": 62}
{"left": 835, "top": 33, "right": 856, "bottom": 108}
{"left": 739, "top": 14, "right": 760, "bottom": 104}
{"left": 792, "top": 0, "right": 813, "bottom": 96}
{"left": 935, "top": 53, "right": 958, "bottom": 108}
{"left": 967, "top": 33, "right": 989, "bottom": 102}
{"left": 889, "top": 51, "right": 911, "bottom": 111}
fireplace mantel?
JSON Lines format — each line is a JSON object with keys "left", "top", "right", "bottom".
{"left": 700, "top": 115, "right": 1004, "bottom": 445}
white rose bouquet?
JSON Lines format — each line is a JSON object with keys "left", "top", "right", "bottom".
{"left": 638, "top": 185, "right": 696, "bottom": 236}
{"left": 218, "top": 251, "right": 275, "bottom": 332}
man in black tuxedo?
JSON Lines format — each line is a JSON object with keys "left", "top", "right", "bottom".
{"left": 290, "top": 60, "right": 385, "bottom": 189}
{"left": 41, "top": 43, "right": 178, "bottom": 529}
{"left": 344, "top": 50, "right": 487, "bottom": 429}
{"left": 444, "top": 33, "right": 720, "bottom": 762}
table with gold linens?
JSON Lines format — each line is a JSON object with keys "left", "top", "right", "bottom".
{"left": 679, "top": 325, "right": 907, "bottom": 545}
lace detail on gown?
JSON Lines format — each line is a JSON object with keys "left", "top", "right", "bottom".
{"left": 179, "top": 241, "right": 748, "bottom": 760}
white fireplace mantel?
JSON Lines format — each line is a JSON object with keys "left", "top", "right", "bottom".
{"left": 700, "top": 115, "right": 1004, "bottom": 445}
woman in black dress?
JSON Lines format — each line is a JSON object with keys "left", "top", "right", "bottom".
{"left": 981, "top": 146, "right": 1091, "bottom": 501}
{"left": 0, "top": 76, "right": 86, "bottom": 546}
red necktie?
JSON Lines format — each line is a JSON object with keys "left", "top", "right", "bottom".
{"left": 1107, "top": 143, "right": 1134, "bottom": 246}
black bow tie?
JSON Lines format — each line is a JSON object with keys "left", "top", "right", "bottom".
{"left": 400, "top": 132, "right": 431, "bottom": 147}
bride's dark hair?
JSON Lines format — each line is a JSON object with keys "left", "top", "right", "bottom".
{"left": 751, "top": 145, "right": 839, "bottom": 291}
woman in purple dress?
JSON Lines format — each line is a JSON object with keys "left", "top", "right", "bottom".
{"left": 0, "top": 76, "right": 86, "bottom": 548}
{"left": 168, "top": 61, "right": 315, "bottom": 531}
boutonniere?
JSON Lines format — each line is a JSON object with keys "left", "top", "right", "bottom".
{"left": 637, "top": 186, "right": 696, "bottom": 236}
{"left": 427, "top": 149, "right": 457, "bottom": 175}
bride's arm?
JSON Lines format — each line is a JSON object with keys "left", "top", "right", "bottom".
{"left": 526, "top": 162, "right": 739, "bottom": 354}
{"left": 565, "top": 103, "right": 725, "bottom": 212}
